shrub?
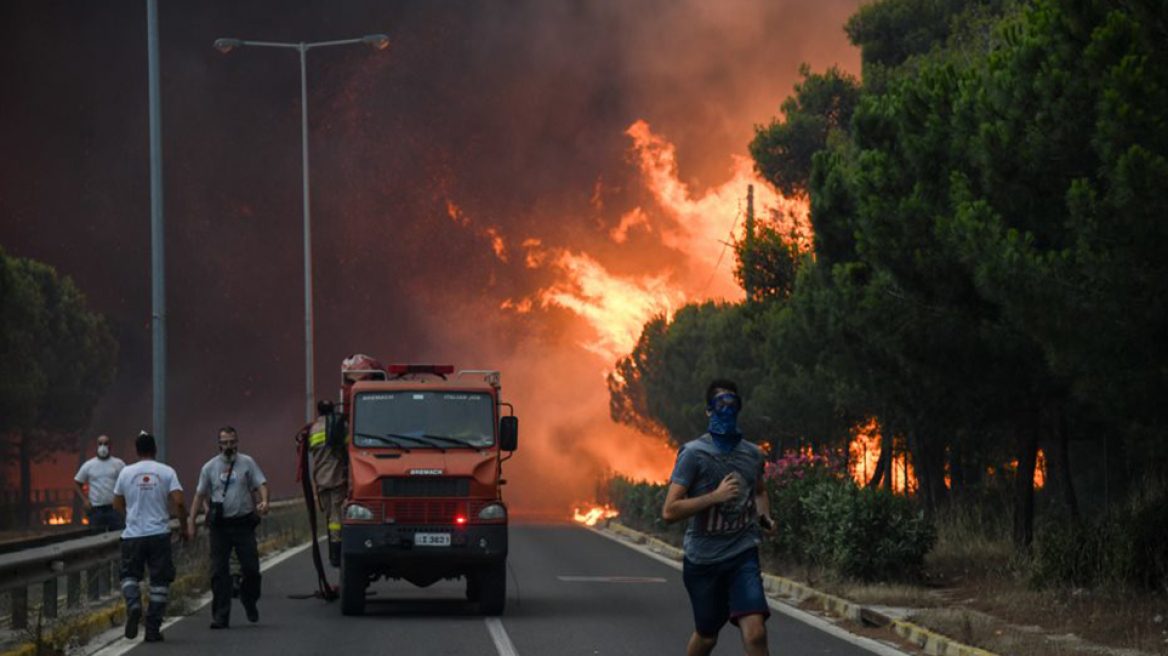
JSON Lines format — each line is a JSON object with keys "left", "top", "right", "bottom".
{"left": 1030, "top": 483, "right": 1168, "bottom": 592}
{"left": 608, "top": 452, "right": 937, "bottom": 582}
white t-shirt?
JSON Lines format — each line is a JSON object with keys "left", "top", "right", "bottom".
{"left": 74, "top": 456, "right": 126, "bottom": 506}
{"left": 113, "top": 460, "right": 183, "bottom": 539}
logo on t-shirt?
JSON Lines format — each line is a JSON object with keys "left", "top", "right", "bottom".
{"left": 143, "top": 475, "right": 151, "bottom": 483}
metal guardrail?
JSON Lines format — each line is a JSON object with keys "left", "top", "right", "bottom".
{"left": 0, "top": 498, "right": 304, "bottom": 633}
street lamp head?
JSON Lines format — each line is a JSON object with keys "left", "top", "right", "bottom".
{"left": 362, "top": 34, "right": 391, "bottom": 51}
{"left": 214, "top": 38, "right": 243, "bottom": 54}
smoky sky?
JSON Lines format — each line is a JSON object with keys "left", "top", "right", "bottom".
{"left": 0, "top": 0, "right": 860, "bottom": 504}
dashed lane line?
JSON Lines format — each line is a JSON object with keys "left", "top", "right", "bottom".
{"left": 484, "top": 617, "right": 519, "bottom": 656}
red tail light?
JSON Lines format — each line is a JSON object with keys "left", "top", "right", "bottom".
{"left": 455, "top": 516, "right": 467, "bottom": 525}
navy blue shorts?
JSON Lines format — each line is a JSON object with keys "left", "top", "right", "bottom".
{"left": 682, "top": 547, "right": 771, "bottom": 637}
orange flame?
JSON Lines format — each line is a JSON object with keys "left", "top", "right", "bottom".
{"left": 572, "top": 504, "right": 620, "bottom": 526}
{"left": 44, "top": 508, "right": 72, "bottom": 525}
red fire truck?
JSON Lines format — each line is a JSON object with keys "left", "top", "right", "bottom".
{"left": 333, "top": 361, "right": 518, "bottom": 616}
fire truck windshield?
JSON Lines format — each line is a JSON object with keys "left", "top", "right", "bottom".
{"left": 353, "top": 391, "right": 495, "bottom": 448}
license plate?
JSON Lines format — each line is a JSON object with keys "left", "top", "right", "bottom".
{"left": 414, "top": 532, "right": 451, "bottom": 547}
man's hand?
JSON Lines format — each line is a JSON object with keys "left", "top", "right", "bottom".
{"left": 758, "top": 514, "right": 777, "bottom": 535}
{"left": 83, "top": 499, "right": 92, "bottom": 511}
{"left": 710, "top": 474, "right": 741, "bottom": 504}
{"left": 256, "top": 500, "right": 270, "bottom": 516}
{"left": 186, "top": 524, "right": 197, "bottom": 542}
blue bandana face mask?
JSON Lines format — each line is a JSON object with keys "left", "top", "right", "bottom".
{"left": 707, "top": 393, "right": 742, "bottom": 452}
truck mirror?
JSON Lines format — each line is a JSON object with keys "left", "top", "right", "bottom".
{"left": 499, "top": 416, "right": 518, "bottom": 452}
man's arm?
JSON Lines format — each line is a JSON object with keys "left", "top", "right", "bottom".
{"left": 662, "top": 474, "right": 740, "bottom": 523}
{"left": 73, "top": 479, "right": 91, "bottom": 510}
{"left": 187, "top": 491, "right": 204, "bottom": 539}
{"left": 255, "top": 483, "right": 270, "bottom": 515}
{"left": 113, "top": 494, "right": 125, "bottom": 515}
{"left": 755, "top": 479, "right": 776, "bottom": 534}
{"left": 170, "top": 490, "right": 189, "bottom": 541}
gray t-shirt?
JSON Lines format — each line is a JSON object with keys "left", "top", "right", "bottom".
{"left": 196, "top": 453, "right": 267, "bottom": 519}
{"left": 670, "top": 434, "right": 765, "bottom": 565}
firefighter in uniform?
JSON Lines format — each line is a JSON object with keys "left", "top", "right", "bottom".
{"left": 310, "top": 399, "right": 347, "bottom": 567}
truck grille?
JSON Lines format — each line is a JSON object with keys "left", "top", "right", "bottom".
{"left": 388, "top": 500, "right": 462, "bottom": 524}
{"left": 381, "top": 477, "right": 471, "bottom": 497}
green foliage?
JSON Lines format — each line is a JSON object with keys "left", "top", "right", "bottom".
{"left": 733, "top": 221, "right": 803, "bottom": 303}
{"left": 608, "top": 302, "right": 767, "bottom": 447}
{"left": 750, "top": 65, "right": 860, "bottom": 198}
{"left": 801, "top": 478, "right": 937, "bottom": 581}
{"left": 607, "top": 476, "right": 680, "bottom": 541}
{"left": 0, "top": 247, "right": 117, "bottom": 523}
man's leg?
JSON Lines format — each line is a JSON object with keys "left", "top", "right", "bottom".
{"left": 682, "top": 558, "right": 729, "bottom": 656}
{"left": 738, "top": 615, "right": 768, "bottom": 656}
{"left": 209, "top": 526, "right": 233, "bottom": 627}
{"left": 143, "top": 535, "right": 175, "bottom": 641}
{"left": 685, "top": 632, "right": 719, "bottom": 656}
{"left": 119, "top": 538, "right": 146, "bottom": 639}
{"left": 236, "top": 523, "right": 262, "bottom": 622}
{"left": 728, "top": 549, "right": 771, "bottom": 656}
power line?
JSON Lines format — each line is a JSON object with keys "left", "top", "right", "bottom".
{"left": 700, "top": 196, "right": 745, "bottom": 296}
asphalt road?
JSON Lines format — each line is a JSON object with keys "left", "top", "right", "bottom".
{"left": 98, "top": 524, "right": 897, "bottom": 656}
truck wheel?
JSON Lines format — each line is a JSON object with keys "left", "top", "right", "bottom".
{"left": 465, "top": 572, "right": 481, "bottom": 602}
{"left": 478, "top": 562, "right": 506, "bottom": 616}
{"left": 340, "top": 558, "right": 366, "bottom": 616}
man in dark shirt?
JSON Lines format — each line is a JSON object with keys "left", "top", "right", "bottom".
{"left": 663, "top": 379, "right": 776, "bottom": 656}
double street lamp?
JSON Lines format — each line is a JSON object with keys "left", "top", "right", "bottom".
{"left": 213, "top": 34, "right": 390, "bottom": 423}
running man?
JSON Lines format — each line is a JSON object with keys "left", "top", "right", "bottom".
{"left": 662, "top": 379, "right": 776, "bottom": 656}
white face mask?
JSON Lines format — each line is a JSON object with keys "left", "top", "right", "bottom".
{"left": 97, "top": 445, "right": 110, "bottom": 459}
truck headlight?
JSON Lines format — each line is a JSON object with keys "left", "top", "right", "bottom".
{"left": 477, "top": 503, "right": 506, "bottom": 521}
{"left": 345, "top": 503, "right": 374, "bottom": 521}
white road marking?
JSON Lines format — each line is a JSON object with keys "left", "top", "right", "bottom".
{"left": 484, "top": 617, "right": 520, "bottom": 656}
{"left": 556, "top": 576, "right": 666, "bottom": 583}
{"left": 84, "top": 538, "right": 320, "bottom": 656}
{"left": 587, "top": 526, "right": 911, "bottom": 656}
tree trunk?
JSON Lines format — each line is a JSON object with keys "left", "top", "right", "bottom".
{"left": 867, "top": 432, "right": 891, "bottom": 489}
{"left": 1013, "top": 424, "right": 1040, "bottom": 549}
{"left": 1052, "top": 408, "right": 1079, "bottom": 522}
{"left": 949, "top": 445, "right": 965, "bottom": 501}
{"left": 907, "top": 429, "right": 948, "bottom": 514}
{"left": 18, "top": 431, "right": 31, "bottom": 528}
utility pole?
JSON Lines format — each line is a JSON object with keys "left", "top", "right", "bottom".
{"left": 744, "top": 184, "right": 756, "bottom": 302}
{"left": 146, "top": 0, "right": 167, "bottom": 462}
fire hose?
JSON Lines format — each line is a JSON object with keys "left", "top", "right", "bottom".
{"left": 288, "top": 423, "right": 339, "bottom": 602}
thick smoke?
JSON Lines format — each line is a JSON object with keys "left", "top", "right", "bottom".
{"left": 0, "top": 0, "right": 860, "bottom": 509}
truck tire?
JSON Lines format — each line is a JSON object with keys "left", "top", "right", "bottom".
{"left": 465, "top": 572, "right": 481, "bottom": 602}
{"left": 478, "top": 562, "right": 506, "bottom": 616}
{"left": 340, "top": 558, "right": 366, "bottom": 616}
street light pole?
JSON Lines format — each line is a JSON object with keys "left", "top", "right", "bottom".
{"left": 146, "top": 0, "right": 167, "bottom": 461}
{"left": 213, "top": 34, "right": 389, "bottom": 424}
{"left": 299, "top": 43, "right": 315, "bottom": 426}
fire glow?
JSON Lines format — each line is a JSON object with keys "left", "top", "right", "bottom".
{"left": 573, "top": 504, "right": 619, "bottom": 527}
{"left": 503, "top": 121, "right": 809, "bottom": 363}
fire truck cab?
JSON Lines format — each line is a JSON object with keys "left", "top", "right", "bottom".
{"left": 333, "top": 362, "right": 518, "bottom": 616}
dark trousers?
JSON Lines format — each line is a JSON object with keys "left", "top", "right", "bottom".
{"left": 88, "top": 504, "right": 125, "bottom": 532}
{"left": 209, "top": 518, "right": 261, "bottom": 624}
{"left": 120, "top": 534, "right": 175, "bottom": 632}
